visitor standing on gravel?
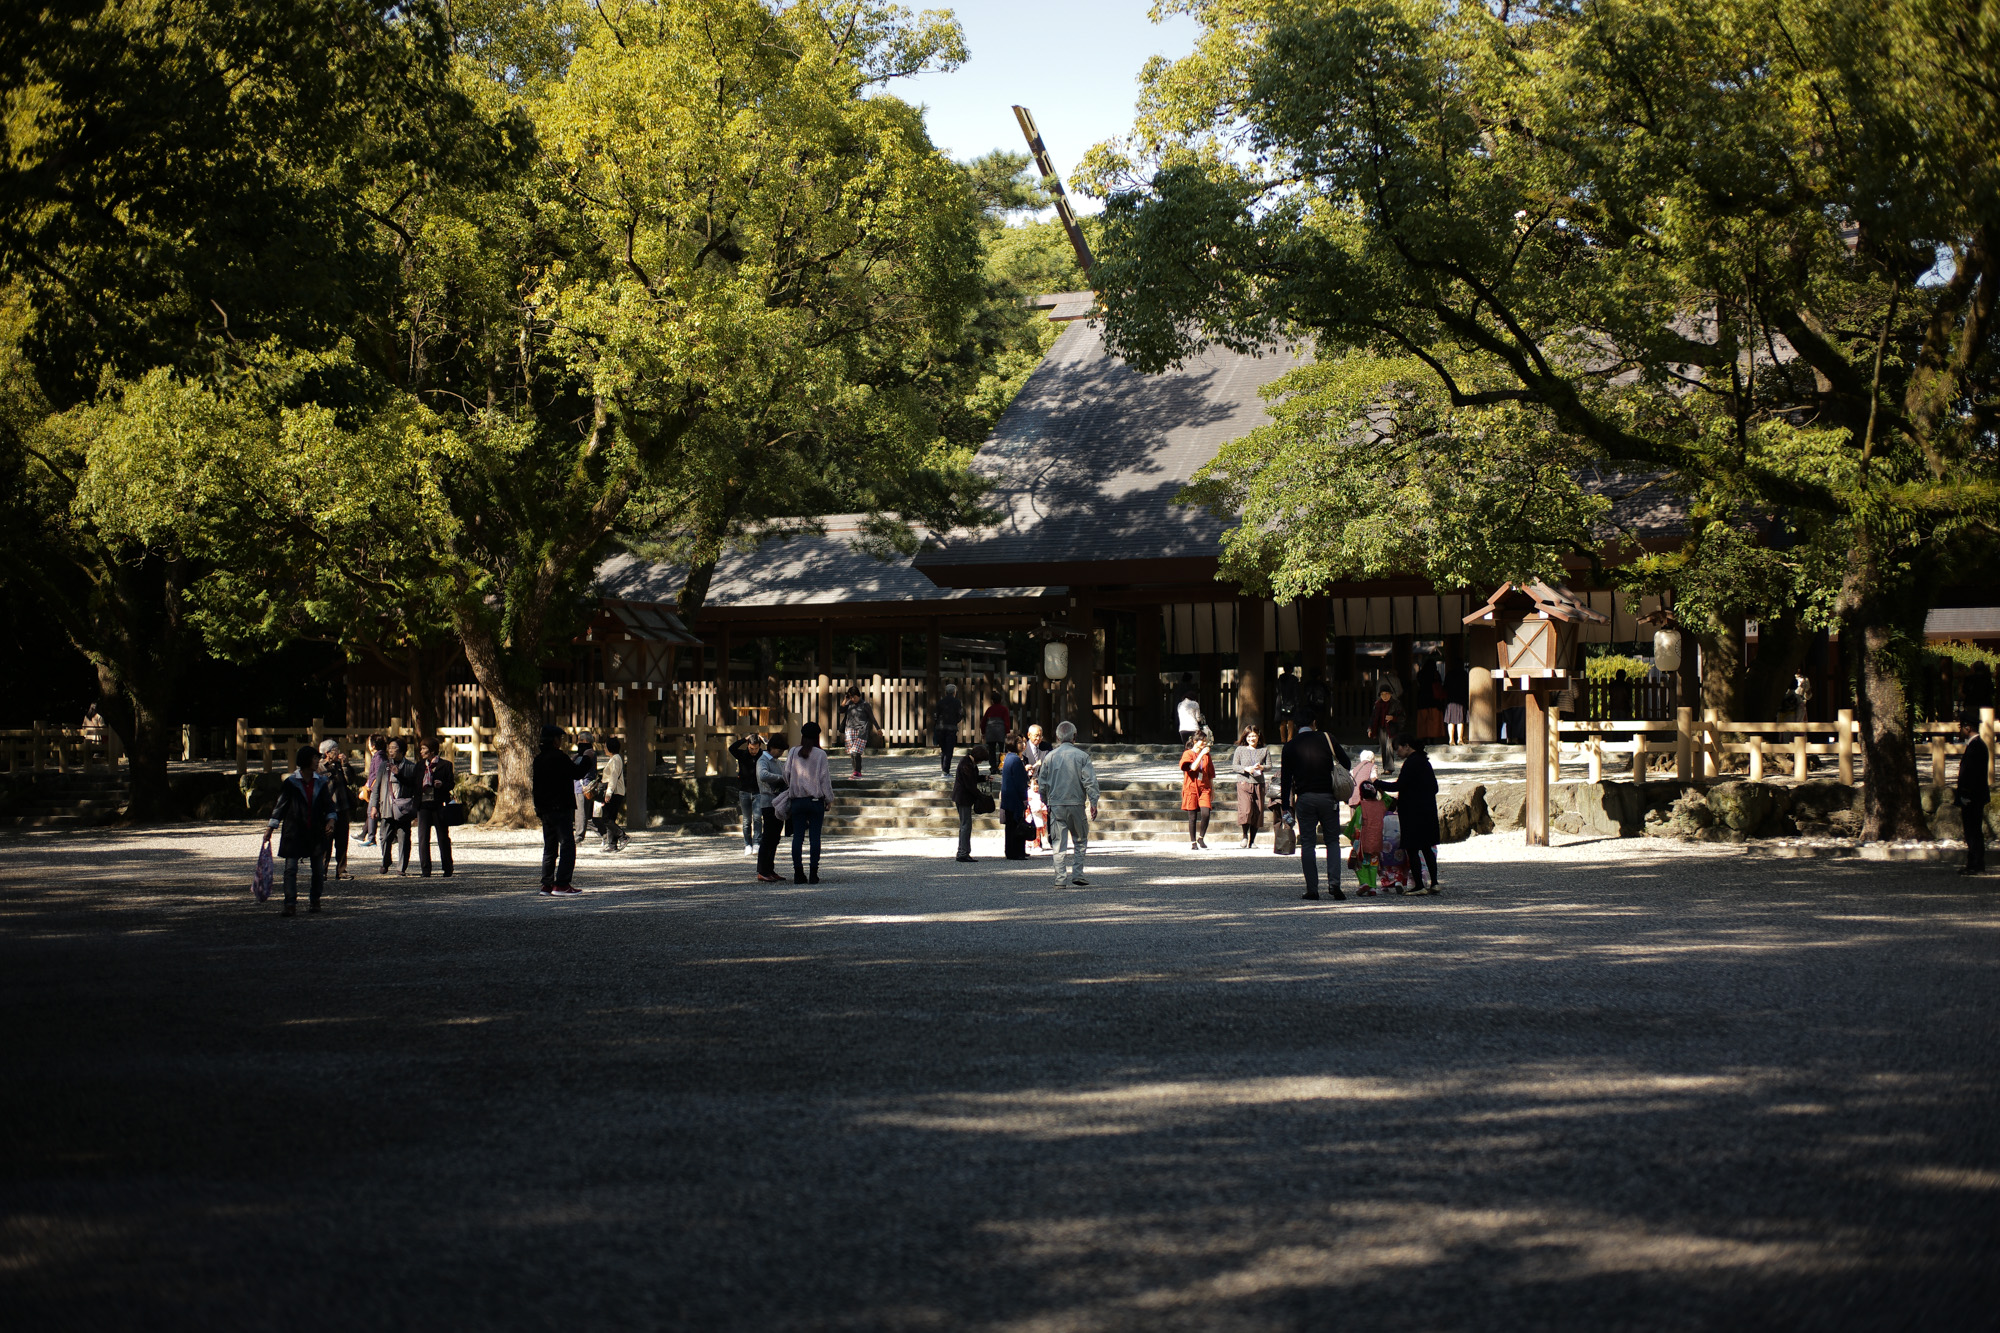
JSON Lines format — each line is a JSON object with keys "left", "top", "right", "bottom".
{"left": 1173, "top": 675, "right": 1202, "bottom": 745}
{"left": 266, "top": 746, "right": 338, "bottom": 916}
{"left": 533, "top": 724, "right": 580, "bottom": 895}
{"left": 1001, "top": 737, "right": 1031, "bottom": 860}
{"left": 1232, "top": 726, "right": 1269, "bottom": 850}
{"left": 1376, "top": 732, "right": 1441, "bottom": 893}
{"left": 318, "top": 739, "right": 354, "bottom": 880}
{"left": 1022, "top": 723, "right": 1045, "bottom": 775}
{"left": 1282, "top": 716, "right": 1352, "bottom": 901}
{"left": 1958, "top": 713, "right": 1989, "bottom": 876}
{"left": 377, "top": 738, "right": 420, "bottom": 876}
{"left": 361, "top": 734, "right": 387, "bottom": 847}
{"left": 755, "top": 733, "right": 788, "bottom": 883}
{"left": 593, "top": 736, "right": 627, "bottom": 853}
{"left": 1179, "top": 730, "right": 1215, "bottom": 850}
{"left": 1037, "top": 721, "right": 1099, "bottom": 887}
{"left": 953, "top": 745, "right": 990, "bottom": 863}
{"left": 729, "top": 733, "right": 765, "bottom": 856}
{"left": 787, "top": 722, "right": 835, "bottom": 884}
{"left": 571, "top": 731, "right": 598, "bottom": 840}
{"left": 934, "top": 683, "right": 963, "bottom": 776}
{"left": 841, "top": 686, "right": 877, "bottom": 779}
{"left": 413, "top": 738, "right": 455, "bottom": 878}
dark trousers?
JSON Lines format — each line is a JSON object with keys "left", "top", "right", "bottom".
{"left": 956, "top": 802, "right": 974, "bottom": 858}
{"left": 1003, "top": 807, "right": 1029, "bottom": 858}
{"left": 790, "top": 797, "right": 825, "bottom": 878}
{"left": 1410, "top": 845, "right": 1439, "bottom": 886}
{"left": 540, "top": 816, "right": 575, "bottom": 887}
{"left": 594, "top": 794, "right": 625, "bottom": 848}
{"left": 1294, "top": 792, "right": 1343, "bottom": 895}
{"left": 379, "top": 815, "right": 412, "bottom": 873}
{"left": 416, "top": 808, "right": 453, "bottom": 875}
{"left": 332, "top": 818, "right": 349, "bottom": 874}
{"left": 283, "top": 851, "right": 327, "bottom": 909}
{"left": 757, "top": 808, "right": 783, "bottom": 877}
{"left": 1967, "top": 802, "right": 1987, "bottom": 871}
{"left": 938, "top": 738, "right": 956, "bottom": 775}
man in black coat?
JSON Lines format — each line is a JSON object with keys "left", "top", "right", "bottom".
{"left": 1958, "top": 714, "right": 1990, "bottom": 876}
{"left": 267, "top": 745, "right": 338, "bottom": 916}
{"left": 1378, "top": 732, "right": 1442, "bottom": 893}
{"left": 534, "top": 724, "right": 582, "bottom": 895}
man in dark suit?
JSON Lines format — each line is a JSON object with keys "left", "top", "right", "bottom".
{"left": 1958, "top": 714, "right": 1990, "bottom": 876}
{"left": 535, "top": 724, "right": 582, "bottom": 895}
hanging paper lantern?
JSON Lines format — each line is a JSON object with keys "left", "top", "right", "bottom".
{"left": 1043, "top": 640, "right": 1070, "bottom": 681}
{"left": 1653, "top": 627, "right": 1683, "bottom": 674}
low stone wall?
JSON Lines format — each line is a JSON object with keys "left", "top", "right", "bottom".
{"left": 1451, "top": 776, "right": 1999, "bottom": 843}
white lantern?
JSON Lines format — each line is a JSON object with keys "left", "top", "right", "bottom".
{"left": 1652, "top": 627, "right": 1683, "bottom": 674}
{"left": 1042, "top": 640, "right": 1069, "bottom": 681}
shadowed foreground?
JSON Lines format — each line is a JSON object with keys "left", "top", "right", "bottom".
{"left": 2, "top": 827, "right": 1997, "bottom": 1330}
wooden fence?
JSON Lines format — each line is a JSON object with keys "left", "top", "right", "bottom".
{"left": 1547, "top": 706, "right": 1999, "bottom": 786}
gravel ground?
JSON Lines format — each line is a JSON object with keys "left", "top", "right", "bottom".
{"left": 2, "top": 823, "right": 1996, "bottom": 1332}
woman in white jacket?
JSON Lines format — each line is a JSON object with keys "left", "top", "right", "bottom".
{"left": 785, "top": 721, "right": 835, "bottom": 884}
{"left": 593, "top": 737, "right": 627, "bottom": 852}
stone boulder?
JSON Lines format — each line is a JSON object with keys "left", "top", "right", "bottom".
{"left": 1706, "top": 781, "right": 1780, "bottom": 836}
{"left": 454, "top": 777, "right": 496, "bottom": 825}
{"left": 194, "top": 789, "right": 249, "bottom": 820}
{"left": 1484, "top": 781, "right": 1527, "bottom": 832}
{"left": 1437, "top": 784, "right": 1491, "bottom": 842}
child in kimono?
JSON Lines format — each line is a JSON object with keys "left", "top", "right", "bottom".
{"left": 1345, "top": 780, "right": 1388, "bottom": 894}
{"left": 1027, "top": 776, "right": 1049, "bottom": 852}
{"left": 1378, "top": 805, "right": 1410, "bottom": 892}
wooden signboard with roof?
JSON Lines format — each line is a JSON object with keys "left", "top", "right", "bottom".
{"left": 1463, "top": 581, "right": 1609, "bottom": 846}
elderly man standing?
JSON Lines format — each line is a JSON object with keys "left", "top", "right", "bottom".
{"left": 1036, "top": 720, "right": 1100, "bottom": 887}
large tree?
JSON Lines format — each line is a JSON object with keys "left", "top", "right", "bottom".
{"left": 1083, "top": 0, "right": 2000, "bottom": 839}
{"left": 0, "top": 0, "right": 483, "bottom": 815}
{"left": 349, "top": 0, "right": 982, "bottom": 823}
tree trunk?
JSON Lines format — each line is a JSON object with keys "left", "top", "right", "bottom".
{"left": 456, "top": 617, "right": 543, "bottom": 829}
{"left": 1838, "top": 540, "right": 1927, "bottom": 840}
{"left": 401, "top": 641, "right": 456, "bottom": 742}
{"left": 1694, "top": 616, "right": 1745, "bottom": 721}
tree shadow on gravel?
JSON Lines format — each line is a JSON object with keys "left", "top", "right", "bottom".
{"left": 1, "top": 842, "right": 1996, "bottom": 1330}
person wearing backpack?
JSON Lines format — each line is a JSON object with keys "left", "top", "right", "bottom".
{"left": 1281, "top": 714, "right": 1353, "bottom": 901}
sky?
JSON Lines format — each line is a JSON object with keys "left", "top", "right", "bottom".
{"left": 889, "top": 1, "right": 1203, "bottom": 213}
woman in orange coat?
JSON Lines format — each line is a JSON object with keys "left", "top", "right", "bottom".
{"left": 1179, "top": 730, "right": 1216, "bottom": 850}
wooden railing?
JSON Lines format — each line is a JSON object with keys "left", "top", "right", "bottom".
{"left": 1549, "top": 707, "right": 1999, "bottom": 786}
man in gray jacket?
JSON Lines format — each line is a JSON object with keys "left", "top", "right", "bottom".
{"left": 1036, "top": 720, "right": 1099, "bottom": 887}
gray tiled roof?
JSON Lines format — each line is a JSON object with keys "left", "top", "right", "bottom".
{"left": 1926, "top": 606, "right": 2000, "bottom": 637}
{"left": 597, "top": 516, "right": 1048, "bottom": 610}
{"left": 915, "top": 320, "right": 1305, "bottom": 574}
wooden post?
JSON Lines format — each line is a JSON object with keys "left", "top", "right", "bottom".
{"left": 1586, "top": 733, "right": 1603, "bottom": 784}
{"left": 182, "top": 723, "right": 193, "bottom": 762}
{"left": 817, "top": 621, "right": 834, "bottom": 737}
{"left": 716, "top": 624, "right": 733, "bottom": 725}
{"left": 1524, "top": 688, "right": 1550, "bottom": 846}
{"left": 1983, "top": 707, "right": 1996, "bottom": 783}
{"left": 236, "top": 718, "right": 248, "bottom": 778}
{"left": 1930, "top": 731, "right": 1949, "bottom": 787}
{"left": 1547, "top": 703, "right": 1562, "bottom": 787}
{"left": 32, "top": 721, "right": 44, "bottom": 774}
{"left": 1837, "top": 707, "right": 1855, "bottom": 785}
{"left": 1748, "top": 734, "right": 1764, "bottom": 782}
{"left": 924, "top": 617, "right": 942, "bottom": 746}
{"left": 1702, "top": 708, "right": 1719, "bottom": 778}
{"left": 310, "top": 717, "right": 324, "bottom": 753}
{"left": 1468, "top": 625, "right": 1499, "bottom": 743}
{"left": 1676, "top": 706, "right": 1693, "bottom": 781}
{"left": 1632, "top": 729, "right": 1648, "bottom": 782}
{"left": 1236, "top": 593, "right": 1267, "bottom": 738}
{"left": 1793, "top": 729, "right": 1808, "bottom": 779}
{"left": 1136, "top": 607, "right": 1163, "bottom": 742}
{"left": 1073, "top": 592, "right": 1098, "bottom": 742}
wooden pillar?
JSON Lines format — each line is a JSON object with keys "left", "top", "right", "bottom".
{"left": 1468, "top": 626, "right": 1499, "bottom": 743}
{"left": 1524, "top": 687, "right": 1550, "bottom": 846}
{"left": 1199, "top": 656, "right": 1222, "bottom": 740}
{"left": 1070, "top": 592, "right": 1097, "bottom": 742}
{"left": 1136, "top": 606, "right": 1163, "bottom": 742}
{"left": 1676, "top": 706, "right": 1694, "bottom": 780}
{"left": 1983, "top": 706, "right": 1996, "bottom": 783}
{"left": 1100, "top": 615, "right": 1121, "bottom": 737}
{"left": 925, "top": 616, "right": 942, "bottom": 737}
{"left": 622, "top": 687, "right": 650, "bottom": 832}
{"left": 716, "top": 623, "right": 733, "bottom": 724}
{"left": 1236, "top": 594, "right": 1267, "bottom": 736}
{"left": 817, "top": 621, "right": 834, "bottom": 736}
{"left": 1837, "top": 707, "right": 1855, "bottom": 785}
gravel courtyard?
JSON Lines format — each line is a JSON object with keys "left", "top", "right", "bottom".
{"left": 3, "top": 825, "right": 1996, "bottom": 1331}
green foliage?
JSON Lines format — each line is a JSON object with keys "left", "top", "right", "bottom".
{"left": 1584, "top": 654, "right": 1653, "bottom": 684}
{"left": 1926, "top": 640, "right": 2000, "bottom": 671}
